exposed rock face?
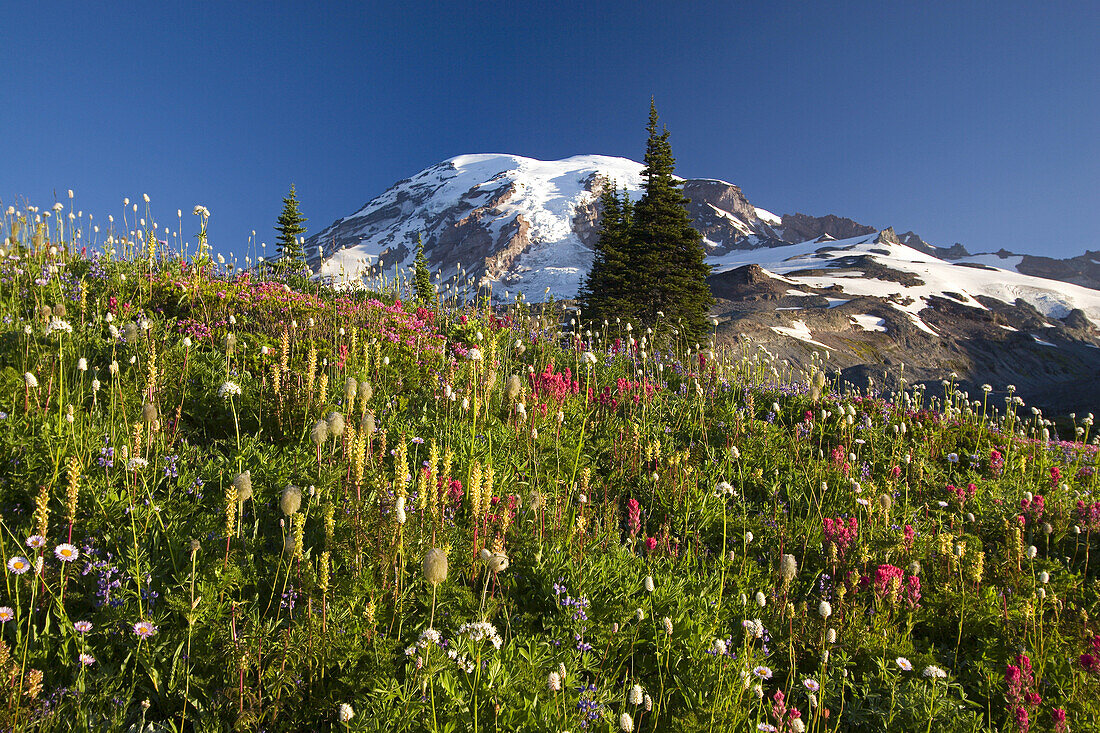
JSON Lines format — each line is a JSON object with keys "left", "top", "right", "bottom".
{"left": 778, "top": 213, "right": 876, "bottom": 243}
{"left": 708, "top": 264, "right": 790, "bottom": 301}
{"left": 1016, "top": 251, "right": 1100, "bottom": 290}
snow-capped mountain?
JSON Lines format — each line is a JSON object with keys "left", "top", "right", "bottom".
{"left": 308, "top": 153, "right": 1100, "bottom": 413}
{"left": 307, "top": 153, "right": 790, "bottom": 297}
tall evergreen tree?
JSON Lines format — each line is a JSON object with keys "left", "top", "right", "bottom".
{"left": 274, "top": 184, "right": 308, "bottom": 275}
{"left": 578, "top": 180, "right": 634, "bottom": 325}
{"left": 628, "top": 99, "right": 714, "bottom": 342}
{"left": 412, "top": 233, "right": 436, "bottom": 306}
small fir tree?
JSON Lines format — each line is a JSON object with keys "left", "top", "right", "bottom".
{"left": 412, "top": 234, "right": 436, "bottom": 306}
{"left": 274, "top": 184, "right": 308, "bottom": 275}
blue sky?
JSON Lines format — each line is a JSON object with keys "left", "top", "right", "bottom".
{"left": 3, "top": 1, "right": 1097, "bottom": 258}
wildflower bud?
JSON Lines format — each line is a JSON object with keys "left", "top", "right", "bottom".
{"left": 280, "top": 485, "right": 302, "bottom": 516}
{"left": 190, "top": 539, "right": 201, "bottom": 554}
{"left": 423, "top": 548, "right": 448, "bottom": 586}
{"left": 644, "top": 575, "right": 655, "bottom": 593}
{"left": 826, "top": 628, "right": 837, "bottom": 643}
{"left": 395, "top": 496, "right": 407, "bottom": 524}
{"left": 77, "top": 358, "right": 87, "bottom": 371}
{"left": 818, "top": 601, "right": 832, "bottom": 618}
{"left": 620, "top": 712, "right": 634, "bottom": 732}
{"left": 635, "top": 608, "right": 645, "bottom": 622}
{"left": 141, "top": 403, "right": 157, "bottom": 424}
{"left": 755, "top": 591, "right": 766, "bottom": 608}
{"left": 182, "top": 337, "right": 192, "bottom": 348}
{"left": 1027, "top": 545, "right": 1038, "bottom": 559}
{"left": 878, "top": 493, "right": 892, "bottom": 514}
{"left": 548, "top": 671, "right": 562, "bottom": 692}
{"left": 611, "top": 623, "right": 619, "bottom": 634}
{"left": 1039, "top": 571, "right": 1050, "bottom": 584}
{"left": 1037, "top": 587, "right": 1047, "bottom": 600}
{"left": 24, "top": 372, "right": 38, "bottom": 389}
{"left": 232, "top": 471, "right": 252, "bottom": 503}
{"left": 1042, "top": 522, "right": 1053, "bottom": 535}
{"left": 644, "top": 694, "right": 652, "bottom": 711}
{"left": 908, "top": 561, "right": 921, "bottom": 576}
{"left": 662, "top": 616, "right": 673, "bottom": 634}
{"left": 337, "top": 703, "right": 355, "bottom": 723}
{"left": 730, "top": 446, "right": 740, "bottom": 459}
{"left": 966, "top": 512, "right": 976, "bottom": 523}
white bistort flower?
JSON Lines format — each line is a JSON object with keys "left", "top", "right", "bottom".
{"left": 219, "top": 381, "right": 242, "bottom": 399}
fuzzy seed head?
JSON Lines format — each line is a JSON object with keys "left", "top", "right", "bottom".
{"left": 779, "top": 554, "right": 798, "bottom": 582}
{"left": 326, "top": 411, "right": 346, "bottom": 438}
{"left": 423, "top": 548, "right": 448, "bottom": 585}
{"left": 310, "top": 419, "right": 329, "bottom": 447}
{"left": 504, "top": 374, "right": 522, "bottom": 402}
{"left": 232, "top": 471, "right": 252, "bottom": 503}
{"left": 280, "top": 485, "right": 302, "bottom": 516}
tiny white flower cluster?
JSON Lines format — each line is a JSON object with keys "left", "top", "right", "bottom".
{"left": 218, "top": 381, "right": 242, "bottom": 399}
{"left": 404, "top": 627, "right": 442, "bottom": 658}
{"left": 46, "top": 317, "right": 73, "bottom": 335}
{"left": 458, "top": 621, "right": 503, "bottom": 649}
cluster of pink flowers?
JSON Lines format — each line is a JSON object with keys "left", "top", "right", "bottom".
{"left": 1020, "top": 494, "right": 1045, "bottom": 524}
{"left": 767, "top": 689, "right": 803, "bottom": 733}
{"left": 529, "top": 363, "right": 579, "bottom": 403}
{"left": 872, "top": 564, "right": 921, "bottom": 608}
{"left": 990, "top": 449, "right": 1005, "bottom": 476}
{"left": 627, "top": 498, "right": 642, "bottom": 537}
{"left": 1005, "top": 653, "right": 1042, "bottom": 733}
{"left": 903, "top": 524, "right": 916, "bottom": 553}
{"left": 948, "top": 482, "right": 978, "bottom": 508}
{"left": 1075, "top": 501, "right": 1100, "bottom": 531}
{"left": 829, "top": 445, "right": 851, "bottom": 476}
{"left": 1078, "top": 633, "right": 1100, "bottom": 673}
{"left": 615, "top": 377, "right": 658, "bottom": 402}
{"left": 822, "top": 517, "right": 859, "bottom": 560}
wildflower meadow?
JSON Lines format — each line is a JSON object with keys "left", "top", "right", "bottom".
{"left": 1, "top": 200, "right": 1099, "bottom": 732}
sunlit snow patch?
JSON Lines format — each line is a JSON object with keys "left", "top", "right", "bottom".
{"left": 850, "top": 315, "right": 887, "bottom": 332}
